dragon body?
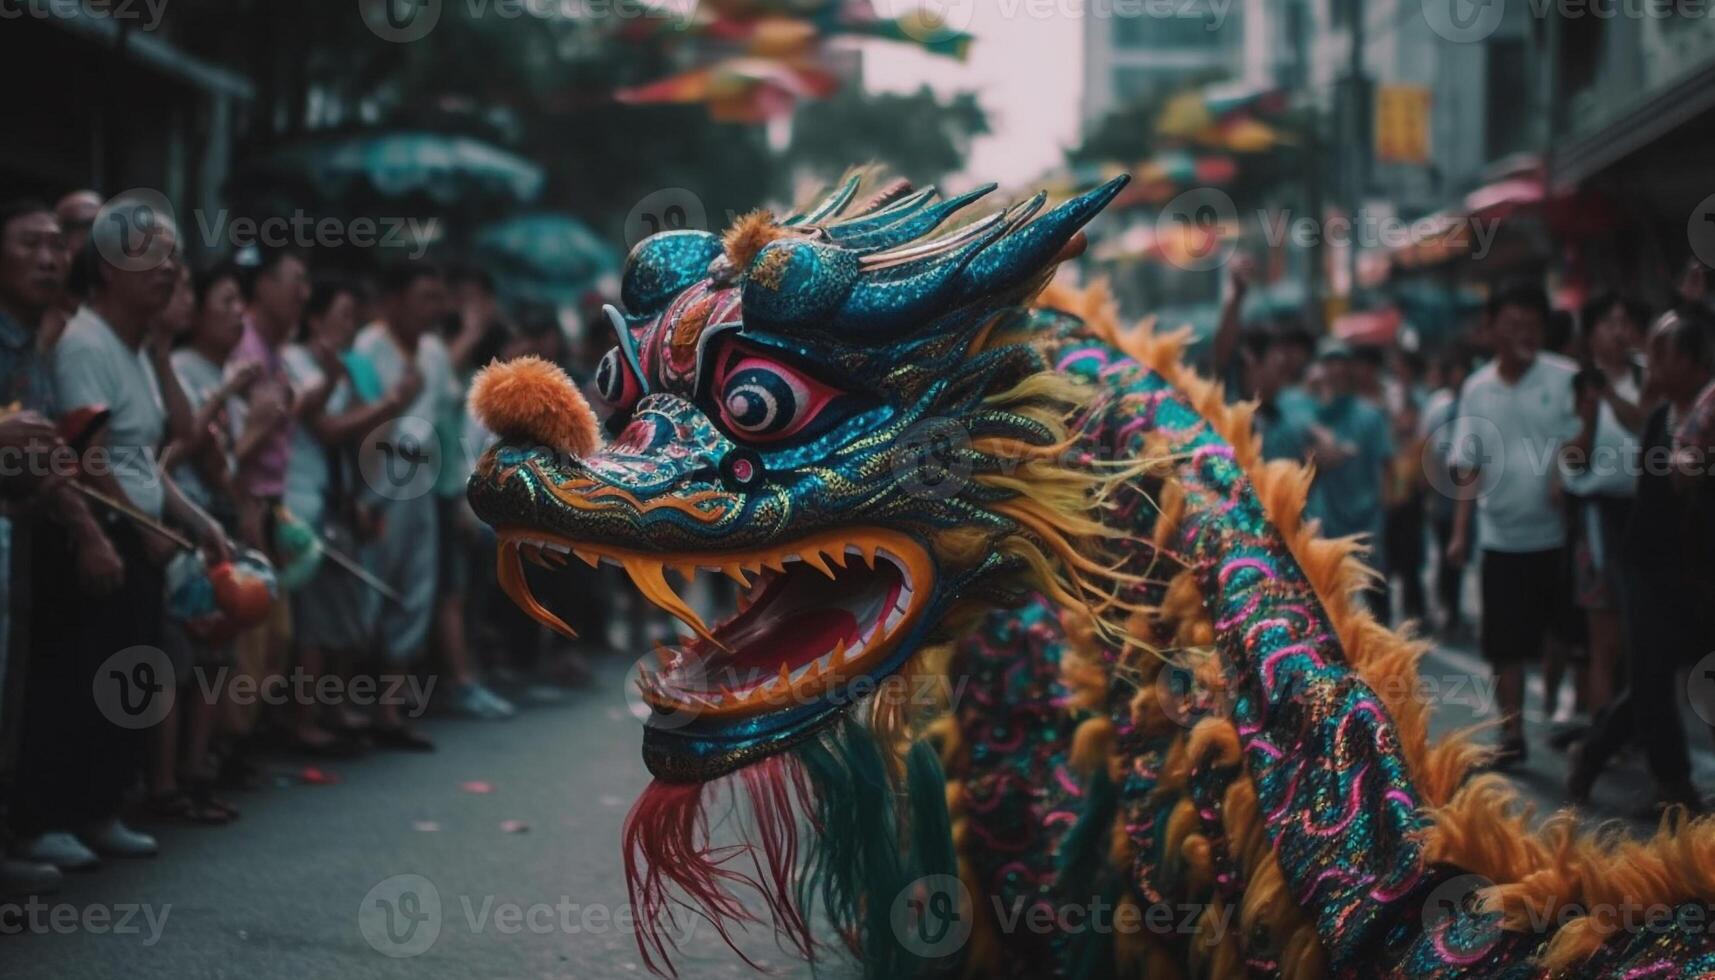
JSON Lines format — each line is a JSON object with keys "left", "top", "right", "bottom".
{"left": 468, "top": 173, "right": 1715, "bottom": 978}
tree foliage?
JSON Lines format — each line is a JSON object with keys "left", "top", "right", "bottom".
{"left": 787, "top": 85, "right": 989, "bottom": 188}
{"left": 157, "top": 3, "right": 781, "bottom": 254}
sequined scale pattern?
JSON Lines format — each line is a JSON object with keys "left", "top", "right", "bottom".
{"left": 949, "top": 329, "right": 1715, "bottom": 977}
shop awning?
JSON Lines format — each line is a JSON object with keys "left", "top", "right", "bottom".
{"left": 1552, "top": 59, "right": 1715, "bottom": 189}
{"left": 45, "top": 7, "right": 252, "bottom": 99}
{"left": 1389, "top": 211, "right": 1478, "bottom": 269}
{"left": 1332, "top": 307, "right": 1403, "bottom": 346}
{"left": 1464, "top": 177, "right": 1545, "bottom": 221}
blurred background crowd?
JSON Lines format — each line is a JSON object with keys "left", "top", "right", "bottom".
{"left": 1203, "top": 255, "right": 1715, "bottom": 819}
{"left": 0, "top": 0, "right": 1714, "bottom": 924}
{"left": 0, "top": 191, "right": 653, "bottom": 899}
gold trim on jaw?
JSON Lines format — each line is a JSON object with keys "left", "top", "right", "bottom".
{"left": 494, "top": 527, "right": 935, "bottom": 721}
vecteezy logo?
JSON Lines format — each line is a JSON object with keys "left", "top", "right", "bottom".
{"left": 623, "top": 649, "right": 710, "bottom": 731}
{"left": 890, "top": 874, "right": 972, "bottom": 960}
{"left": 623, "top": 188, "right": 710, "bottom": 251}
{"left": 1154, "top": 653, "right": 1220, "bottom": 729}
{"left": 359, "top": 874, "right": 442, "bottom": 957}
{"left": 92, "top": 646, "right": 176, "bottom": 730}
{"left": 1157, "top": 188, "right": 1238, "bottom": 273}
{"left": 1687, "top": 651, "right": 1715, "bottom": 727}
{"left": 1689, "top": 194, "right": 1715, "bottom": 271}
{"left": 1422, "top": 414, "right": 1501, "bottom": 502}
{"left": 92, "top": 189, "right": 178, "bottom": 274}
{"left": 360, "top": 0, "right": 442, "bottom": 43}
{"left": 891, "top": 417, "right": 973, "bottom": 501}
{"left": 360, "top": 416, "right": 442, "bottom": 501}
{"left": 1421, "top": 0, "right": 1507, "bottom": 43}
{"left": 1422, "top": 873, "right": 1503, "bottom": 957}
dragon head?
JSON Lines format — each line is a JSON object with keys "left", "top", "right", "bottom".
{"left": 468, "top": 173, "right": 1131, "bottom": 782}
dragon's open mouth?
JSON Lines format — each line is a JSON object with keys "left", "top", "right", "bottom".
{"left": 494, "top": 528, "right": 935, "bottom": 720}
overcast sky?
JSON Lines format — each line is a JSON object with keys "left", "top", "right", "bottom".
{"left": 857, "top": 5, "right": 1085, "bottom": 190}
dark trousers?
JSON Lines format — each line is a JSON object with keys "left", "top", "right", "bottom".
{"left": 9, "top": 520, "right": 163, "bottom": 835}
{"left": 1430, "top": 511, "right": 1462, "bottom": 625}
{"left": 1580, "top": 569, "right": 1700, "bottom": 787}
{"left": 0, "top": 514, "right": 30, "bottom": 777}
{"left": 1384, "top": 497, "right": 1427, "bottom": 625}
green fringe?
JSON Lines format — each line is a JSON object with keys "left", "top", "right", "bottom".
{"left": 905, "top": 739, "right": 959, "bottom": 884}
{"left": 1059, "top": 766, "right": 1120, "bottom": 980}
{"left": 1057, "top": 764, "right": 1117, "bottom": 894}
{"left": 1066, "top": 879, "right": 1122, "bottom": 980}
{"left": 793, "top": 713, "right": 962, "bottom": 979}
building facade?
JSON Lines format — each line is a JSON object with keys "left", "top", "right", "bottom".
{"left": 0, "top": 10, "right": 251, "bottom": 258}
{"left": 1080, "top": 0, "right": 1270, "bottom": 127}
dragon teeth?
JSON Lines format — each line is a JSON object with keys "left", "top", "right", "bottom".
{"left": 800, "top": 549, "right": 835, "bottom": 578}
{"left": 790, "top": 657, "right": 820, "bottom": 684}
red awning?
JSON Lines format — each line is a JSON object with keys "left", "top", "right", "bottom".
{"left": 1332, "top": 307, "right": 1403, "bottom": 346}
{"left": 1464, "top": 177, "right": 1545, "bottom": 221}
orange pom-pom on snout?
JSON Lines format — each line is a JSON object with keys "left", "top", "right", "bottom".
{"left": 469, "top": 356, "right": 601, "bottom": 458}
{"left": 722, "top": 210, "right": 789, "bottom": 272}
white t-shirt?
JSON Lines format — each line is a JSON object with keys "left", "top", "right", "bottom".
{"left": 351, "top": 323, "right": 455, "bottom": 504}
{"left": 54, "top": 307, "right": 166, "bottom": 518}
{"left": 1420, "top": 387, "right": 1457, "bottom": 457}
{"left": 281, "top": 343, "right": 354, "bottom": 529}
{"left": 168, "top": 348, "right": 232, "bottom": 512}
{"left": 1449, "top": 353, "right": 1580, "bottom": 553}
{"left": 1559, "top": 373, "right": 1641, "bottom": 499}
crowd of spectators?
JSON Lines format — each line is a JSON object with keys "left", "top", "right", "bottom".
{"left": 3, "top": 185, "right": 1714, "bottom": 904}
{"left": 0, "top": 194, "right": 623, "bottom": 899}
{"left": 1212, "top": 258, "right": 1715, "bottom": 817}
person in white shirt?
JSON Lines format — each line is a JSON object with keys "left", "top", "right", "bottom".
{"left": 1447, "top": 283, "right": 1581, "bottom": 767}
{"left": 1420, "top": 345, "right": 1475, "bottom": 639}
{"left": 349, "top": 264, "right": 449, "bottom": 751}
{"left": 282, "top": 278, "right": 420, "bottom": 749}
{"left": 1559, "top": 293, "right": 1649, "bottom": 718}
{"left": 14, "top": 205, "right": 230, "bottom": 871}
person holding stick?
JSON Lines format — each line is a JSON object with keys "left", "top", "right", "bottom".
{"left": 9, "top": 198, "right": 230, "bottom": 872}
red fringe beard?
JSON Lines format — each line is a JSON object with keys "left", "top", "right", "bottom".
{"left": 621, "top": 754, "right": 821, "bottom": 977}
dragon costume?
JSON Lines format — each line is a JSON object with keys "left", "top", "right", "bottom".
{"left": 466, "top": 172, "right": 1715, "bottom": 978}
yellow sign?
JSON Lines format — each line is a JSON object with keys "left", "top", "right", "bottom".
{"left": 1375, "top": 85, "right": 1433, "bottom": 165}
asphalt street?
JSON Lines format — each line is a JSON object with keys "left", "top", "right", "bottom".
{"left": 3, "top": 641, "right": 1710, "bottom": 979}
{"left": 0, "top": 657, "right": 819, "bottom": 980}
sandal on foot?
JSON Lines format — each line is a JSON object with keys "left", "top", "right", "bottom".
{"left": 144, "top": 791, "right": 232, "bottom": 826}
{"left": 187, "top": 782, "right": 240, "bottom": 822}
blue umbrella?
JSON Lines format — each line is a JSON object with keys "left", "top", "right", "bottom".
{"left": 473, "top": 212, "right": 621, "bottom": 306}
{"left": 257, "top": 132, "right": 544, "bottom": 206}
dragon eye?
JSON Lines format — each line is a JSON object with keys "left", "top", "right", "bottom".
{"left": 594, "top": 347, "right": 638, "bottom": 410}
{"left": 722, "top": 368, "right": 801, "bottom": 437}
{"left": 712, "top": 346, "right": 840, "bottom": 443}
